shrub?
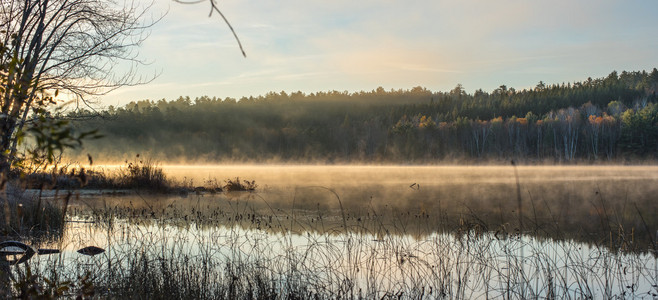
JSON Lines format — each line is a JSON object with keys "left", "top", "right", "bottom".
{"left": 223, "top": 177, "right": 257, "bottom": 192}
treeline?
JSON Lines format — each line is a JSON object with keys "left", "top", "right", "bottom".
{"left": 68, "top": 69, "right": 658, "bottom": 163}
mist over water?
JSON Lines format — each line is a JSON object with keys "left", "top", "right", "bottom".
{"left": 39, "top": 164, "right": 656, "bottom": 298}
{"left": 79, "top": 164, "right": 658, "bottom": 247}
{"left": 159, "top": 165, "right": 658, "bottom": 209}
{"left": 159, "top": 164, "right": 658, "bottom": 188}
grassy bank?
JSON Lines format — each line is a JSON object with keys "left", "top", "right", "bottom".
{"left": 3, "top": 200, "right": 656, "bottom": 299}
{"left": 19, "top": 157, "right": 257, "bottom": 194}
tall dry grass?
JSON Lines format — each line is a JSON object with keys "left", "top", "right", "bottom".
{"left": 3, "top": 186, "right": 655, "bottom": 299}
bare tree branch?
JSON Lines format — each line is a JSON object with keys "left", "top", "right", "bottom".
{"left": 0, "top": 0, "right": 159, "bottom": 171}
{"left": 173, "top": 0, "right": 246, "bottom": 57}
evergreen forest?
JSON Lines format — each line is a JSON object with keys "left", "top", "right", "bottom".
{"left": 68, "top": 69, "right": 658, "bottom": 164}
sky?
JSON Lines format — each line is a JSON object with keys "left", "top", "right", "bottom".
{"left": 100, "top": 0, "right": 658, "bottom": 107}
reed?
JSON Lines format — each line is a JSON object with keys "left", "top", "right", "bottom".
{"left": 22, "top": 158, "right": 259, "bottom": 195}
{"left": 1, "top": 162, "right": 657, "bottom": 299}
{"left": 2, "top": 187, "right": 655, "bottom": 299}
{"left": 223, "top": 177, "right": 258, "bottom": 192}
{"left": 0, "top": 186, "right": 66, "bottom": 240}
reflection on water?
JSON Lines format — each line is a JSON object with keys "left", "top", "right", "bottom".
{"left": 15, "top": 165, "right": 658, "bottom": 298}
{"left": 26, "top": 210, "right": 658, "bottom": 299}
{"left": 82, "top": 165, "right": 658, "bottom": 249}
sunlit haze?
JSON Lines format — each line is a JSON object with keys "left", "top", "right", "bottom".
{"left": 100, "top": 0, "right": 658, "bottom": 106}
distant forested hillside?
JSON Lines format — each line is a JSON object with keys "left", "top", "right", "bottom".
{"left": 68, "top": 69, "right": 658, "bottom": 163}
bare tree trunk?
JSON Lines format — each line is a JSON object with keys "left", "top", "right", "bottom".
{"left": 0, "top": 0, "right": 155, "bottom": 172}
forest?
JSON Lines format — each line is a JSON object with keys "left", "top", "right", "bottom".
{"left": 67, "top": 69, "right": 658, "bottom": 163}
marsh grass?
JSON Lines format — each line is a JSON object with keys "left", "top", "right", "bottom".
{"left": 79, "top": 156, "right": 171, "bottom": 191}
{"left": 223, "top": 177, "right": 257, "bottom": 192}
{"left": 0, "top": 186, "right": 66, "bottom": 240}
{"left": 3, "top": 186, "right": 654, "bottom": 299}
{"left": 22, "top": 158, "right": 260, "bottom": 196}
{"left": 0, "top": 180, "right": 70, "bottom": 298}
{"left": 2, "top": 164, "right": 657, "bottom": 299}
{"left": 13, "top": 155, "right": 172, "bottom": 192}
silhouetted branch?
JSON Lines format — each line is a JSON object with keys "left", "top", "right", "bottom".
{"left": 173, "top": 0, "right": 246, "bottom": 57}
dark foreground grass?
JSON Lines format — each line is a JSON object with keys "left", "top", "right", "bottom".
{"left": 1, "top": 191, "right": 656, "bottom": 300}
{"left": 0, "top": 186, "right": 66, "bottom": 240}
{"left": 1, "top": 162, "right": 657, "bottom": 299}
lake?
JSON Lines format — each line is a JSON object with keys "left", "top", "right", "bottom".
{"left": 16, "top": 165, "right": 658, "bottom": 298}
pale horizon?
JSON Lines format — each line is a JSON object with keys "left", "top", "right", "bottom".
{"left": 99, "top": 0, "right": 658, "bottom": 107}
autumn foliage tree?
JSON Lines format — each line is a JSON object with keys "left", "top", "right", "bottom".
{"left": 69, "top": 69, "right": 658, "bottom": 163}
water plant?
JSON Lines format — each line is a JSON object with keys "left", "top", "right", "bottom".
{"left": 0, "top": 184, "right": 653, "bottom": 299}
{"left": 223, "top": 177, "right": 257, "bottom": 192}
{"left": 1, "top": 164, "right": 656, "bottom": 299}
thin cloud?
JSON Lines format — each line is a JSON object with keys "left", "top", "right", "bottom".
{"left": 99, "top": 0, "right": 658, "bottom": 106}
{"left": 396, "top": 65, "right": 463, "bottom": 74}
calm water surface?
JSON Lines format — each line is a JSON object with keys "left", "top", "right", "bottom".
{"left": 26, "top": 165, "right": 658, "bottom": 298}
{"left": 80, "top": 165, "right": 658, "bottom": 243}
